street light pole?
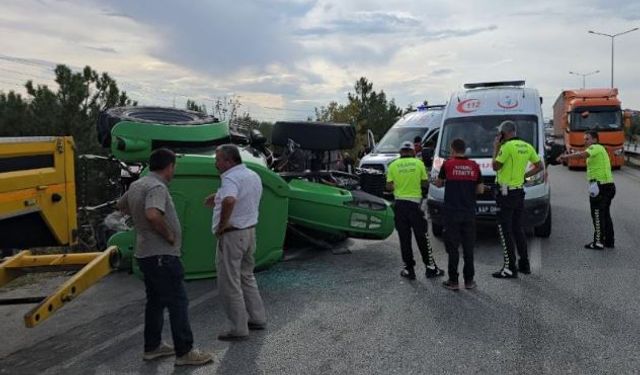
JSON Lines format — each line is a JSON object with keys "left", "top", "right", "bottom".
{"left": 611, "top": 36, "right": 614, "bottom": 88}
{"left": 569, "top": 70, "right": 600, "bottom": 89}
{"left": 588, "top": 27, "right": 639, "bottom": 88}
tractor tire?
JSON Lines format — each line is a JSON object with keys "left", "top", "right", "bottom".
{"left": 271, "top": 121, "right": 355, "bottom": 151}
{"left": 97, "top": 106, "right": 218, "bottom": 147}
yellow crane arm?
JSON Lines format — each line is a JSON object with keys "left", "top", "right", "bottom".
{"left": 0, "top": 246, "right": 119, "bottom": 327}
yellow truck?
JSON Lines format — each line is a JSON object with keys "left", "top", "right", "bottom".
{"left": 0, "top": 136, "right": 78, "bottom": 248}
{"left": 0, "top": 136, "right": 117, "bottom": 327}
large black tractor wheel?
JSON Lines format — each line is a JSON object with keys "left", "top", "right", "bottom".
{"left": 97, "top": 106, "right": 219, "bottom": 148}
{"left": 271, "top": 121, "right": 356, "bottom": 151}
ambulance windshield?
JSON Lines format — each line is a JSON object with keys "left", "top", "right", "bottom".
{"left": 439, "top": 115, "right": 538, "bottom": 158}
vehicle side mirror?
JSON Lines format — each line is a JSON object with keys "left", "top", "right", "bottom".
{"left": 545, "top": 143, "right": 565, "bottom": 165}
{"left": 421, "top": 147, "right": 435, "bottom": 169}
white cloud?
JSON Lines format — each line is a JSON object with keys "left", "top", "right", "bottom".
{"left": 0, "top": 0, "right": 639, "bottom": 122}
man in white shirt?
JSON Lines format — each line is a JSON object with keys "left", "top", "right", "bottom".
{"left": 204, "top": 144, "right": 266, "bottom": 341}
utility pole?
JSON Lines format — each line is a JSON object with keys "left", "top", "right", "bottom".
{"left": 569, "top": 70, "right": 599, "bottom": 89}
{"left": 588, "top": 27, "right": 639, "bottom": 88}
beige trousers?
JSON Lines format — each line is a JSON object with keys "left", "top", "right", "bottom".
{"left": 216, "top": 228, "right": 266, "bottom": 335}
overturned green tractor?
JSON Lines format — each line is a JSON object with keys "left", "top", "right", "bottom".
{"left": 98, "top": 107, "right": 394, "bottom": 279}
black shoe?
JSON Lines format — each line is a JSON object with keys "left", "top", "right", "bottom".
{"left": 518, "top": 259, "right": 531, "bottom": 274}
{"left": 442, "top": 280, "right": 460, "bottom": 291}
{"left": 248, "top": 322, "right": 266, "bottom": 331}
{"left": 217, "top": 332, "right": 249, "bottom": 341}
{"left": 464, "top": 280, "right": 477, "bottom": 289}
{"left": 400, "top": 267, "right": 416, "bottom": 280}
{"left": 492, "top": 267, "right": 518, "bottom": 279}
{"left": 425, "top": 266, "right": 445, "bottom": 279}
{"left": 585, "top": 242, "right": 604, "bottom": 250}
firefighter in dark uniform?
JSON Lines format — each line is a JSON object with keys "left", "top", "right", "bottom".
{"left": 558, "top": 130, "right": 615, "bottom": 249}
{"left": 492, "top": 121, "right": 543, "bottom": 278}
{"left": 435, "top": 139, "right": 484, "bottom": 290}
{"left": 386, "top": 141, "right": 445, "bottom": 280}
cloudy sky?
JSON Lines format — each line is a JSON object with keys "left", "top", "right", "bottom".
{"left": 1, "top": 0, "right": 639, "bottom": 122}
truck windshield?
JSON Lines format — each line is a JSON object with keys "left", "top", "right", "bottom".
{"left": 375, "top": 127, "right": 426, "bottom": 153}
{"left": 570, "top": 108, "right": 622, "bottom": 131}
{"left": 439, "top": 115, "right": 538, "bottom": 158}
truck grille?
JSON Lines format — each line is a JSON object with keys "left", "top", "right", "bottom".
{"left": 358, "top": 169, "right": 386, "bottom": 198}
{"left": 360, "top": 164, "right": 385, "bottom": 173}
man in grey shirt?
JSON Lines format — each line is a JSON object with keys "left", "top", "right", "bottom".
{"left": 118, "top": 148, "right": 213, "bottom": 366}
{"left": 205, "top": 144, "right": 266, "bottom": 341}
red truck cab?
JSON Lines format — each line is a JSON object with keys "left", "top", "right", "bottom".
{"left": 553, "top": 88, "right": 625, "bottom": 169}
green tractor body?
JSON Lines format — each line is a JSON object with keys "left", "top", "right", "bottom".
{"left": 99, "top": 107, "right": 393, "bottom": 280}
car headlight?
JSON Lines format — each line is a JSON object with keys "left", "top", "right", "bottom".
{"left": 525, "top": 170, "right": 545, "bottom": 187}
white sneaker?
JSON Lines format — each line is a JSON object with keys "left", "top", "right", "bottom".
{"left": 143, "top": 342, "right": 174, "bottom": 361}
{"left": 175, "top": 348, "right": 214, "bottom": 366}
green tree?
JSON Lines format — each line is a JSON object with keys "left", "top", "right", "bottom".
{"left": 213, "top": 96, "right": 242, "bottom": 121}
{"left": 0, "top": 91, "right": 30, "bottom": 134}
{"left": 186, "top": 99, "right": 207, "bottom": 114}
{"left": 314, "top": 101, "right": 357, "bottom": 124}
{"left": 404, "top": 103, "right": 415, "bottom": 114}
{"left": 348, "top": 77, "right": 402, "bottom": 139}
{"left": 314, "top": 77, "right": 402, "bottom": 152}
{"left": 0, "top": 64, "right": 136, "bottom": 154}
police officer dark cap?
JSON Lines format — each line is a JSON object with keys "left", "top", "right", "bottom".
{"left": 400, "top": 141, "right": 414, "bottom": 151}
{"left": 498, "top": 120, "right": 516, "bottom": 133}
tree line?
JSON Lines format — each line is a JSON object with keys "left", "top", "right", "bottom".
{"left": 1, "top": 65, "right": 411, "bottom": 157}
{"left": 0, "top": 65, "right": 136, "bottom": 155}
{"left": 185, "top": 77, "right": 410, "bottom": 154}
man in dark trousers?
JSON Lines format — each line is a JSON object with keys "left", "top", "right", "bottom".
{"left": 435, "top": 139, "right": 484, "bottom": 291}
{"left": 558, "top": 130, "right": 616, "bottom": 249}
{"left": 386, "top": 141, "right": 445, "bottom": 280}
{"left": 118, "top": 148, "right": 213, "bottom": 366}
{"left": 492, "top": 121, "right": 543, "bottom": 278}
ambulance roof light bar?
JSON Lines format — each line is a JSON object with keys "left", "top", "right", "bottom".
{"left": 463, "top": 80, "right": 526, "bottom": 89}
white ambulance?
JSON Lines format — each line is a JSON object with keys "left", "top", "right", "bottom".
{"left": 359, "top": 105, "right": 445, "bottom": 173}
{"left": 427, "top": 81, "right": 552, "bottom": 237}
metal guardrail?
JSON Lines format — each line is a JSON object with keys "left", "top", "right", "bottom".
{"left": 624, "top": 142, "right": 640, "bottom": 156}
{"left": 624, "top": 143, "right": 640, "bottom": 169}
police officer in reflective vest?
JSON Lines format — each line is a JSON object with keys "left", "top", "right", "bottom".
{"left": 492, "top": 121, "right": 543, "bottom": 278}
{"left": 386, "top": 141, "right": 445, "bottom": 280}
{"left": 558, "top": 130, "right": 615, "bottom": 249}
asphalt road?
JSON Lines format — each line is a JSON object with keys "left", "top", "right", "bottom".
{"left": 1, "top": 166, "right": 640, "bottom": 375}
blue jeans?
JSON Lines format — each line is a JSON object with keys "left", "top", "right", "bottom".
{"left": 138, "top": 255, "right": 193, "bottom": 357}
